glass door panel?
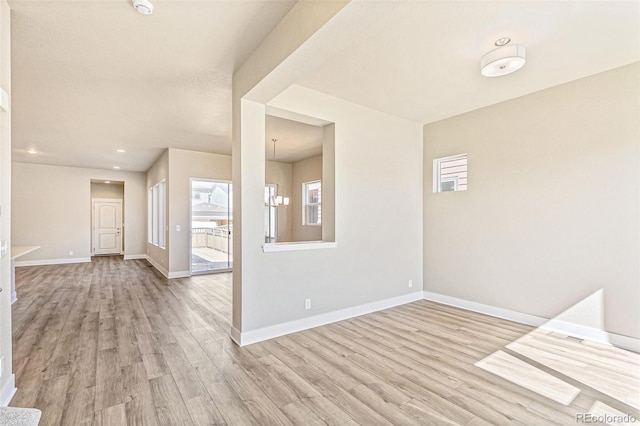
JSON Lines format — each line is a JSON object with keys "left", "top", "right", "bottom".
{"left": 191, "top": 179, "right": 232, "bottom": 273}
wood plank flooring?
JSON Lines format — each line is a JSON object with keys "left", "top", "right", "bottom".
{"left": 506, "top": 329, "right": 640, "bottom": 410}
{"left": 10, "top": 257, "right": 640, "bottom": 425}
{"left": 474, "top": 350, "right": 581, "bottom": 406}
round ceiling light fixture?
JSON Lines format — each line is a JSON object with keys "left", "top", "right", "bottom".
{"left": 132, "top": 0, "right": 153, "bottom": 15}
{"left": 480, "top": 38, "right": 525, "bottom": 77}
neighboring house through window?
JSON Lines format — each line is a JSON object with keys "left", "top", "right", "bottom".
{"left": 434, "top": 154, "right": 468, "bottom": 193}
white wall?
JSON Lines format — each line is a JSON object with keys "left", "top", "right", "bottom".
{"left": 423, "top": 63, "right": 640, "bottom": 339}
{"left": 12, "top": 162, "right": 146, "bottom": 263}
{"left": 0, "top": 0, "right": 12, "bottom": 404}
{"left": 240, "top": 85, "right": 423, "bottom": 332}
{"left": 291, "top": 154, "right": 322, "bottom": 241}
{"left": 91, "top": 182, "right": 124, "bottom": 200}
{"left": 167, "top": 148, "right": 232, "bottom": 274}
{"left": 145, "top": 148, "right": 234, "bottom": 276}
{"left": 231, "top": 0, "right": 353, "bottom": 333}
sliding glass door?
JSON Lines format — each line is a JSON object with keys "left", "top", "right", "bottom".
{"left": 190, "top": 179, "right": 232, "bottom": 273}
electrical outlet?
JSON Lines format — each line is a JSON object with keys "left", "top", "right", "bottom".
{"left": 176, "top": 225, "right": 181, "bottom": 232}
{"left": 69, "top": 250, "right": 74, "bottom": 256}
{"left": 408, "top": 279, "right": 413, "bottom": 288}
{"left": 305, "top": 299, "right": 311, "bottom": 310}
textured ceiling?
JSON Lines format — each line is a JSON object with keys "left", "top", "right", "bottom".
{"left": 265, "top": 115, "right": 323, "bottom": 164}
{"left": 10, "top": 1, "right": 639, "bottom": 173}
{"left": 298, "top": 1, "right": 640, "bottom": 125}
{"left": 10, "top": 0, "right": 296, "bottom": 172}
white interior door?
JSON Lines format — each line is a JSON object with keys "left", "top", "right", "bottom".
{"left": 92, "top": 199, "right": 123, "bottom": 255}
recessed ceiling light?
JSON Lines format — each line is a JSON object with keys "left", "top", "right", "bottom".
{"left": 27, "top": 148, "right": 38, "bottom": 155}
{"left": 105, "top": 181, "right": 111, "bottom": 184}
{"left": 494, "top": 37, "right": 511, "bottom": 47}
{"left": 132, "top": 0, "right": 153, "bottom": 15}
{"left": 113, "top": 166, "right": 120, "bottom": 169}
{"left": 116, "top": 149, "right": 125, "bottom": 153}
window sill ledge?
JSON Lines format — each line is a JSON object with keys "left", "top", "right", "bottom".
{"left": 262, "top": 241, "right": 338, "bottom": 253}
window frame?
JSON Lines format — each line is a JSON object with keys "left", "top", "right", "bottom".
{"left": 302, "top": 180, "right": 322, "bottom": 226}
{"left": 152, "top": 184, "right": 159, "bottom": 245}
{"left": 148, "top": 179, "right": 166, "bottom": 249}
{"left": 147, "top": 188, "right": 153, "bottom": 244}
{"left": 158, "top": 180, "right": 166, "bottom": 249}
{"left": 264, "top": 184, "right": 278, "bottom": 243}
{"left": 433, "top": 154, "right": 468, "bottom": 193}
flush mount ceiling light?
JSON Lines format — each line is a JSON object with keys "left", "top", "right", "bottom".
{"left": 116, "top": 149, "right": 125, "bottom": 153}
{"left": 132, "top": 0, "right": 153, "bottom": 15}
{"left": 481, "top": 38, "right": 526, "bottom": 77}
{"left": 27, "top": 148, "right": 38, "bottom": 155}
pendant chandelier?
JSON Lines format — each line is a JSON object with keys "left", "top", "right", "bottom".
{"left": 269, "top": 138, "right": 289, "bottom": 207}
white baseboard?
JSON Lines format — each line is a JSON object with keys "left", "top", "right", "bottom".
{"left": 14, "top": 257, "right": 91, "bottom": 267}
{"left": 422, "top": 291, "right": 547, "bottom": 327}
{"left": 235, "top": 291, "right": 424, "bottom": 346}
{"left": 0, "top": 375, "right": 16, "bottom": 406}
{"left": 423, "top": 291, "right": 640, "bottom": 353}
{"left": 144, "top": 255, "right": 169, "bottom": 278}
{"left": 124, "top": 254, "right": 147, "bottom": 260}
{"left": 168, "top": 271, "right": 191, "bottom": 279}
{"left": 143, "top": 256, "right": 190, "bottom": 279}
{"left": 230, "top": 326, "right": 241, "bottom": 346}
{"left": 540, "top": 319, "right": 640, "bottom": 352}
{"left": 541, "top": 319, "right": 612, "bottom": 346}
{"left": 609, "top": 333, "right": 640, "bottom": 352}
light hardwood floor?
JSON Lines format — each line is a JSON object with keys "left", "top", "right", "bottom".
{"left": 10, "top": 257, "right": 640, "bottom": 425}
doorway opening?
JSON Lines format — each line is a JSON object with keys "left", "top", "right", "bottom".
{"left": 190, "top": 179, "right": 233, "bottom": 274}
{"left": 90, "top": 180, "right": 124, "bottom": 256}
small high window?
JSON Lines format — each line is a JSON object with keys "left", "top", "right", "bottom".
{"left": 434, "top": 154, "right": 467, "bottom": 193}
